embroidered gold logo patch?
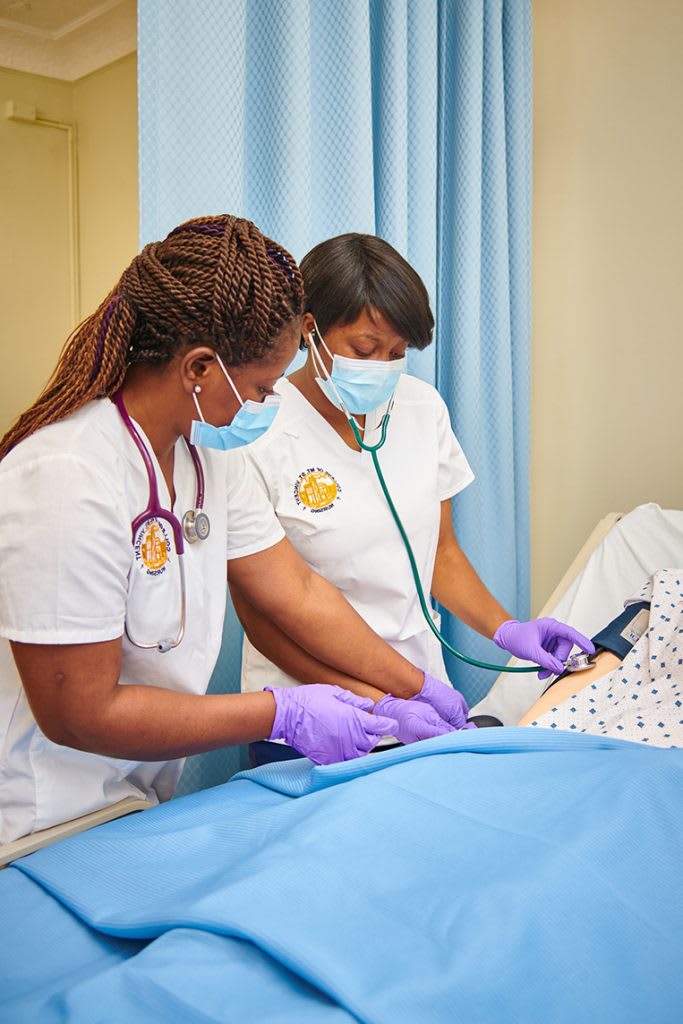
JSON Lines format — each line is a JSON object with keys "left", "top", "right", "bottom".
{"left": 134, "top": 518, "right": 170, "bottom": 575}
{"left": 294, "top": 468, "right": 341, "bottom": 513}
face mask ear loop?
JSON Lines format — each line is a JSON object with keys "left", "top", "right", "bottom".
{"left": 306, "top": 325, "right": 329, "bottom": 376}
{"left": 215, "top": 354, "right": 244, "bottom": 407}
{"left": 192, "top": 390, "right": 206, "bottom": 422}
{"left": 308, "top": 322, "right": 365, "bottom": 434}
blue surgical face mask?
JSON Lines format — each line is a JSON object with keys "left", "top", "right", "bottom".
{"left": 190, "top": 356, "right": 281, "bottom": 451}
{"left": 308, "top": 324, "right": 405, "bottom": 416}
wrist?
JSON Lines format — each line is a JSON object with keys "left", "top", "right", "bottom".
{"left": 263, "top": 687, "right": 284, "bottom": 741}
{"left": 492, "top": 618, "right": 517, "bottom": 646}
{"left": 389, "top": 664, "right": 424, "bottom": 699}
{"left": 491, "top": 614, "right": 511, "bottom": 638}
{"left": 375, "top": 693, "right": 400, "bottom": 716}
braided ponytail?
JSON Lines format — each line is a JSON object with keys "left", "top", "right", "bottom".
{"left": 0, "top": 215, "right": 303, "bottom": 461}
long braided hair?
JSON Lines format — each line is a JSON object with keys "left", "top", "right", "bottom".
{"left": 0, "top": 215, "right": 303, "bottom": 461}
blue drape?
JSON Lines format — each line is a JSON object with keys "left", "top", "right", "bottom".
{"left": 138, "top": 0, "right": 531, "bottom": 792}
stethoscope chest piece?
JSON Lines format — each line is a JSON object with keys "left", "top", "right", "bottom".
{"left": 565, "top": 652, "right": 593, "bottom": 673}
{"left": 182, "top": 509, "right": 211, "bottom": 543}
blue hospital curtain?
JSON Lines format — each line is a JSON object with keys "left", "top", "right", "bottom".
{"left": 138, "top": 0, "right": 531, "bottom": 792}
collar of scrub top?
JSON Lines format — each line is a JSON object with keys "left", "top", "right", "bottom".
{"left": 112, "top": 390, "right": 207, "bottom": 653}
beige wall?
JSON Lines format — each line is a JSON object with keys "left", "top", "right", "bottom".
{"left": 0, "top": 68, "right": 74, "bottom": 431}
{"left": 73, "top": 54, "right": 138, "bottom": 316}
{"left": 3, "top": 12, "right": 681, "bottom": 606}
{"left": 0, "top": 54, "right": 138, "bottom": 434}
{"left": 532, "top": 0, "right": 683, "bottom": 609}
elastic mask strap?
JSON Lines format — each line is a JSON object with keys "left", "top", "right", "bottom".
{"left": 192, "top": 391, "right": 206, "bottom": 422}
{"left": 308, "top": 321, "right": 364, "bottom": 432}
{"left": 215, "top": 354, "right": 244, "bottom": 407}
{"left": 307, "top": 323, "right": 330, "bottom": 379}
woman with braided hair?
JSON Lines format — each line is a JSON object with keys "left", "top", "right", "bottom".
{"left": 0, "top": 213, "right": 458, "bottom": 847}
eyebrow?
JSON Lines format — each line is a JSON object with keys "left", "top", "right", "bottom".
{"left": 351, "top": 332, "right": 407, "bottom": 345}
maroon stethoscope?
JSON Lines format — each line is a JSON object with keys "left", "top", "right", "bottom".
{"left": 113, "top": 392, "right": 210, "bottom": 653}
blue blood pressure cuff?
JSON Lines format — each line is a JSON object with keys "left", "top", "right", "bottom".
{"left": 591, "top": 601, "right": 651, "bottom": 661}
{"left": 544, "top": 601, "right": 650, "bottom": 694}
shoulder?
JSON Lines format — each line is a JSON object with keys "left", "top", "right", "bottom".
{"left": 395, "top": 374, "right": 450, "bottom": 414}
{"left": 240, "top": 378, "right": 313, "bottom": 462}
{"left": 0, "top": 400, "right": 127, "bottom": 497}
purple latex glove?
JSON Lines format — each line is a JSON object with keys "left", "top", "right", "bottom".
{"left": 411, "top": 673, "right": 474, "bottom": 730}
{"left": 374, "top": 694, "right": 456, "bottom": 745}
{"left": 493, "top": 618, "right": 596, "bottom": 680}
{"left": 266, "top": 685, "right": 398, "bottom": 765}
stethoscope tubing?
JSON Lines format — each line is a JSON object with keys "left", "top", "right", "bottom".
{"left": 113, "top": 391, "right": 204, "bottom": 653}
{"left": 348, "top": 415, "right": 541, "bottom": 675}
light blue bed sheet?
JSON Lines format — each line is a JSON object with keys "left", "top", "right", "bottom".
{"left": 1, "top": 729, "right": 682, "bottom": 1023}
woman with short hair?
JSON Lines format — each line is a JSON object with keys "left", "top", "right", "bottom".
{"left": 229, "top": 233, "right": 592, "bottom": 765}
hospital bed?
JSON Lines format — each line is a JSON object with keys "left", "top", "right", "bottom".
{"left": 1, "top": 504, "right": 682, "bottom": 1022}
{"left": 1, "top": 502, "right": 681, "bottom": 872}
{"left": 471, "top": 502, "right": 683, "bottom": 724}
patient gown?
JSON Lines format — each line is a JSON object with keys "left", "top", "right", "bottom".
{"left": 530, "top": 569, "right": 683, "bottom": 747}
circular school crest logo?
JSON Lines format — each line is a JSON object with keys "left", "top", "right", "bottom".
{"left": 294, "top": 467, "right": 342, "bottom": 513}
{"left": 134, "top": 518, "right": 170, "bottom": 575}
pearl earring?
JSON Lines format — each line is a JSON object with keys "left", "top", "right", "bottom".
{"left": 194, "top": 385, "right": 202, "bottom": 394}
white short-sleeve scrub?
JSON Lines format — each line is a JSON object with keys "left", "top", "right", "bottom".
{"left": 0, "top": 398, "right": 283, "bottom": 843}
{"left": 238, "top": 375, "right": 474, "bottom": 694}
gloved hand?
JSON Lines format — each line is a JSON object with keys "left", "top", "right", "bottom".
{"left": 374, "top": 693, "right": 456, "bottom": 745}
{"left": 411, "top": 673, "right": 474, "bottom": 730}
{"left": 266, "top": 685, "right": 398, "bottom": 765}
{"left": 492, "top": 618, "right": 595, "bottom": 680}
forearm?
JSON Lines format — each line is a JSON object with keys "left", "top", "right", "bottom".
{"left": 228, "top": 540, "right": 426, "bottom": 699}
{"left": 431, "top": 542, "right": 510, "bottom": 639}
{"left": 56, "top": 685, "right": 277, "bottom": 761}
{"left": 231, "top": 583, "right": 386, "bottom": 704}
{"left": 270, "top": 571, "right": 423, "bottom": 698}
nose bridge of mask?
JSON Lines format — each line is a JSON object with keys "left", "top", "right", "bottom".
{"left": 333, "top": 353, "right": 406, "bottom": 376}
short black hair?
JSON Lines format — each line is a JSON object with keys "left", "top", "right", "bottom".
{"left": 299, "top": 233, "right": 434, "bottom": 350}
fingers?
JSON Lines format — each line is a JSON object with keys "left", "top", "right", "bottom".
{"left": 546, "top": 621, "right": 596, "bottom": 655}
{"left": 415, "top": 719, "right": 454, "bottom": 740}
{"left": 536, "top": 621, "right": 595, "bottom": 678}
{"left": 536, "top": 650, "right": 565, "bottom": 678}
{"left": 422, "top": 710, "right": 453, "bottom": 730}
{"left": 365, "top": 713, "right": 400, "bottom": 737}
{"left": 551, "top": 636, "right": 574, "bottom": 666}
{"left": 331, "top": 688, "right": 375, "bottom": 713}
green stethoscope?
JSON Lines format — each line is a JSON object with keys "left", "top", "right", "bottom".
{"left": 347, "top": 411, "right": 541, "bottom": 674}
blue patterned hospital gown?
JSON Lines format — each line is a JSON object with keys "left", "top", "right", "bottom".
{"left": 530, "top": 570, "right": 683, "bottom": 748}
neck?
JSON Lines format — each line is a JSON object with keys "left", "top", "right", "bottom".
{"left": 118, "top": 366, "right": 182, "bottom": 466}
{"left": 289, "top": 352, "right": 365, "bottom": 431}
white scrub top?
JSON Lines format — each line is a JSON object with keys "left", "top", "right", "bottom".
{"left": 238, "top": 375, "right": 474, "bottom": 694}
{"left": 0, "top": 398, "right": 283, "bottom": 844}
